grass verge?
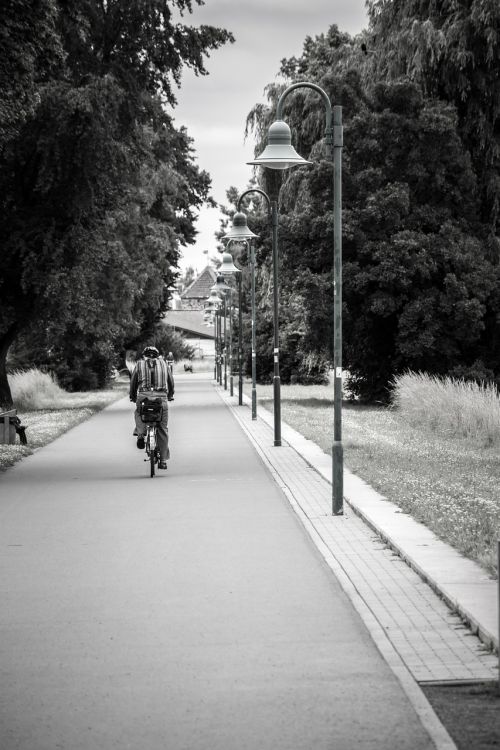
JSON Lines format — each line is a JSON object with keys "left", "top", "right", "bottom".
{"left": 244, "top": 382, "right": 500, "bottom": 576}
{"left": 423, "top": 683, "right": 500, "bottom": 750}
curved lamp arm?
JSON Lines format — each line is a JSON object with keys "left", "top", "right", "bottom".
{"left": 237, "top": 188, "right": 271, "bottom": 213}
{"left": 276, "top": 81, "right": 332, "bottom": 130}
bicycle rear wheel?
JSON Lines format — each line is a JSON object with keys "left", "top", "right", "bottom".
{"left": 146, "top": 427, "right": 156, "bottom": 478}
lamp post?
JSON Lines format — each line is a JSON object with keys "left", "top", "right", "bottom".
{"left": 209, "top": 284, "right": 222, "bottom": 385}
{"left": 213, "top": 275, "right": 232, "bottom": 391}
{"left": 248, "top": 82, "right": 344, "bottom": 515}
{"left": 219, "top": 250, "right": 241, "bottom": 400}
{"left": 206, "top": 289, "right": 222, "bottom": 383}
{"left": 229, "top": 291, "right": 234, "bottom": 396}
{"left": 221, "top": 239, "right": 245, "bottom": 411}
{"left": 214, "top": 309, "right": 218, "bottom": 382}
{"left": 223, "top": 215, "right": 257, "bottom": 411}
{"left": 223, "top": 188, "right": 277, "bottom": 433}
{"left": 223, "top": 295, "right": 227, "bottom": 389}
{"left": 217, "top": 306, "right": 222, "bottom": 385}
{"left": 203, "top": 309, "right": 216, "bottom": 379}
{"left": 222, "top": 236, "right": 258, "bottom": 420}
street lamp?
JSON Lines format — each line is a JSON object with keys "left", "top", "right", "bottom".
{"left": 222, "top": 224, "right": 256, "bottom": 410}
{"left": 223, "top": 189, "right": 279, "bottom": 437}
{"left": 228, "top": 289, "right": 234, "bottom": 397}
{"left": 212, "top": 275, "right": 231, "bottom": 390}
{"left": 219, "top": 250, "right": 240, "bottom": 398}
{"left": 222, "top": 232, "right": 260, "bottom": 422}
{"left": 205, "top": 287, "right": 222, "bottom": 384}
{"left": 220, "top": 240, "right": 246, "bottom": 411}
{"left": 209, "top": 287, "right": 223, "bottom": 386}
{"left": 248, "top": 81, "right": 344, "bottom": 515}
{"left": 205, "top": 291, "right": 221, "bottom": 382}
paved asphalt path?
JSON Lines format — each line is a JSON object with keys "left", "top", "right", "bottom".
{"left": 0, "top": 376, "right": 436, "bottom": 750}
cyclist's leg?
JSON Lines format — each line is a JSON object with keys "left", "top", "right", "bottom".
{"left": 156, "top": 398, "right": 170, "bottom": 461}
{"left": 135, "top": 394, "right": 147, "bottom": 444}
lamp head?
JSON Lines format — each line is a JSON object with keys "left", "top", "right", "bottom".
{"left": 219, "top": 251, "right": 240, "bottom": 276}
{"left": 226, "top": 239, "right": 247, "bottom": 253}
{"left": 222, "top": 211, "right": 258, "bottom": 241}
{"left": 215, "top": 274, "right": 231, "bottom": 295}
{"left": 207, "top": 289, "right": 222, "bottom": 306}
{"left": 247, "top": 120, "right": 312, "bottom": 170}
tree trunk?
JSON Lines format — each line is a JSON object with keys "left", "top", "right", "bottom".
{"left": 0, "top": 323, "right": 19, "bottom": 409}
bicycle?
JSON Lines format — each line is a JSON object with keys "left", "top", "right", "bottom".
{"left": 139, "top": 396, "right": 174, "bottom": 478}
{"left": 144, "top": 421, "right": 161, "bottom": 477}
{"left": 140, "top": 398, "right": 163, "bottom": 478}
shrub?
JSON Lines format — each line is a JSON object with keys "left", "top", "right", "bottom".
{"left": 9, "top": 368, "right": 71, "bottom": 410}
{"left": 391, "top": 371, "right": 500, "bottom": 445}
{"left": 128, "top": 327, "right": 195, "bottom": 363}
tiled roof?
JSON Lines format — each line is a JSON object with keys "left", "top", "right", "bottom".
{"left": 163, "top": 310, "right": 214, "bottom": 339}
{"left": 180, "top": 266, "right": 217, "bottom": 300}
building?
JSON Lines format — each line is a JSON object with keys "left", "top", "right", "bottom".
{"left": 178, "top": 266, "right": 217, "bottom": 311}
{"left": 162, "top": 266, "right": 216, "bottom": 358}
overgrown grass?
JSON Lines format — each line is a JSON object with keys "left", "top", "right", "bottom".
{"left": 1, "top": 369, "right": 128, "bottom": 471}
{"left": 392, "top": 371, "right": 500, "bottom": 445}
{"left": 10, "top": 368, "right": 77, "bottom": 410}
{"left": 245, "top": 374, "right": 500, "bottom": 576}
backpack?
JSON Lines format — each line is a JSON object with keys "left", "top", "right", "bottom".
{"left": 140, "top": 397, "right": 163, "bottom": 423}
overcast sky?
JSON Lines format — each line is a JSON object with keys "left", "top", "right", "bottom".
{"left": 170, "top": 0, "right": 369, "bottom": 272}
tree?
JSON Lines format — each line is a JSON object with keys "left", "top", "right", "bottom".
{"left": 245, "top": 26, "right": 499, "bottom": 399}
{"left": 0, "top": 0, "right": 233, "bottom": 405}
{"left": 367, "top": 0, "right": 500, "bottom": 232}
{"left": 0, "top": 0, "right": 63, "bottom": 148}
{"left": 178, "top": 266, "right": 196, "bottom": 294}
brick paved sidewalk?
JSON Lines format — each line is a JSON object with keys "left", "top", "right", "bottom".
{"left": 216, "top": 385, "right": 498, "bottom": 686}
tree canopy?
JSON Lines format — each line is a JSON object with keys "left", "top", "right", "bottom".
{"left": 242, "top": 18, "right": 500, "bottom": 399}
{"left": 0, "top": 0, "right": 233, "bottom": 405}
{"left": 367, "top": 0, "right": 500, "bottom": 231}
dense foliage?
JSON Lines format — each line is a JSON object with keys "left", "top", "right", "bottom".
{"left": 241, "top": 14, "right": 500, "bottom": 400}
{"left": 0, "top": 0, "right": 232, "bottom": 404}
{"left": 367, "top": 0, "right": 500, "bottom": 231}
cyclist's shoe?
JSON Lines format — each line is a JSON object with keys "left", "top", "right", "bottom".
{"left": 159, "top": 460, "right": 168, "bottom": 470}
{"left": 136, "top": 436, "right": 145, "bottom": 449}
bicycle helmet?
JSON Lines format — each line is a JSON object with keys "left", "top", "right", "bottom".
{"left": 142, "top": 346, "right": 159, "bottom": 359}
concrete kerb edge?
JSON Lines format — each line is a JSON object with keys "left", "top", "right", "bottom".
{"left": 229, "top": 387, "right": 498, "bottom": 654}
{"left": 340, "top": 499, "right": 498, "bottom": 653}
{"left": 216, "top": 385, "right": 457, "bottom": 750}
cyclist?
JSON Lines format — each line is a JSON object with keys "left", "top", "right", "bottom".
{"left": 129, "top": 346, "right": 174, "bottom": 470}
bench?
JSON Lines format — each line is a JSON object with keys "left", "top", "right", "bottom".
{"left": 1, "top": 409, "right": 17, "bottom": 444}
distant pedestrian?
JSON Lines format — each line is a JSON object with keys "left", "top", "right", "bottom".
{"left": 166, "top": 351, "right": 174, "bottom": 377}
